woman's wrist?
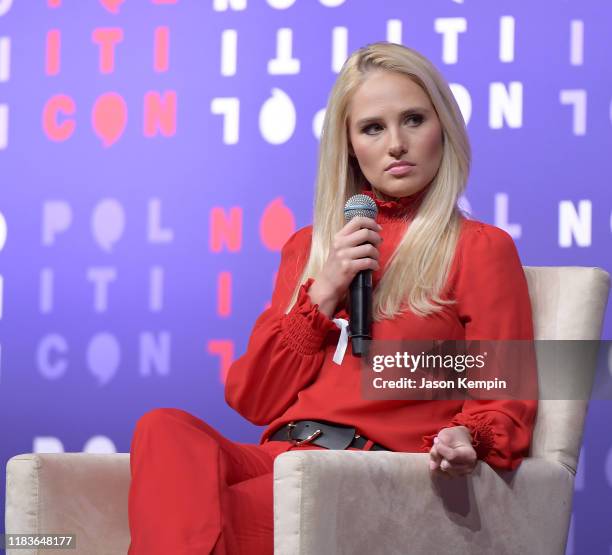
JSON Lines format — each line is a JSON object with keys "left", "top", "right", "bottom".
{"left": 307, "top": 279, "right": 338, "bottom": 319}
{"left": 452, "top": 425, "right": 473, "bottom": 445}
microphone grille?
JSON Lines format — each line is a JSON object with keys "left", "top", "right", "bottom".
{"left": 344, "top": 194, "right": 378, "bottom": 222}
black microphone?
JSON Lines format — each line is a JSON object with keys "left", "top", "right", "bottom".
{"left": 344, "top": 194, "right": 378, "bottom": 357}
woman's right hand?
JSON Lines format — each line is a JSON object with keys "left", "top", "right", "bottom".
{"left": 308, "top": 217, "right": 383, "bottom": 319}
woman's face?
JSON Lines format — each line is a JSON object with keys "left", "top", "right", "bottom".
{"left": 347, "top": 70, "right": 444, "bottom": 200}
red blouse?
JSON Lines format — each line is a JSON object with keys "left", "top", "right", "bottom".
{"left": 225, "top": 190, "right": 537, "bottom": 471}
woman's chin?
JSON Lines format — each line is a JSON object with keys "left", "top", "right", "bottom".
{"left": 374, "top": 183, "right": 425, "bottom": 200}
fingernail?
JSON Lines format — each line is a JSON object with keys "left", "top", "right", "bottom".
{"left": 433, "top": 437, "right": 439, "bottom": 444}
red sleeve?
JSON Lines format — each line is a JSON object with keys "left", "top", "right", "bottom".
{"left": 428, "top": 222, "right": 538, "bottom": 471}
{"left": 224, "top": 226, "right": 338, "bottom": 425}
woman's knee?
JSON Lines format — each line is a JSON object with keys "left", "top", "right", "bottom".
{"left": 133, "top": 408, "right": 219, "bottom": 440}
{"left": 133, "top": 408, "right": 194, "bottom": 436}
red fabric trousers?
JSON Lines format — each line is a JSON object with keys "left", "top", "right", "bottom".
{"left": 128, "top": 408, "right": 315, "bottom": 555}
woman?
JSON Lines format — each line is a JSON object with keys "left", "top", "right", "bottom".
{"left": 128, "top": 42, "right": 536, "bottom": 554}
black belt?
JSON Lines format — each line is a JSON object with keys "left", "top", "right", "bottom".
{"left": 268, "top": 420, "right": 390, "bottom": 451}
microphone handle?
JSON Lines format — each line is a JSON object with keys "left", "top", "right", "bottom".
{"left": 349, "top": 269, "right": 372, "bottom": 357}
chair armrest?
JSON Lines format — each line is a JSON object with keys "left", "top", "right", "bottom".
{"left": 5, "top": 453, "right": 131, "bottom": 555}
{"left": 273, "top": 451, "right": 573, "bottom": 555}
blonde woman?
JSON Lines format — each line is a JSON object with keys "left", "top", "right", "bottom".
{"left": 128, "top": 42, "right": 536, "bottom": 555}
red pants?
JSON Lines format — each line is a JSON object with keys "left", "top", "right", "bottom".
{"left": 127, "top": 408, "right": 320, "bottom": 555}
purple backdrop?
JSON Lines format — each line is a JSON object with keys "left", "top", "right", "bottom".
{"left": 0, "top": 1, "right": 611, "bottom": 552}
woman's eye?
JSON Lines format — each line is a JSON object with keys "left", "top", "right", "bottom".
{"left": 405, "top": 114, "right": 424, "bottom": 125}
{"left": 362, "top": 124, "right": 382, "bottom": 135}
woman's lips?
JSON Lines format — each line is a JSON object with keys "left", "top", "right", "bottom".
{"left": 386, "top": 164, "right": 415, "bottom": 176}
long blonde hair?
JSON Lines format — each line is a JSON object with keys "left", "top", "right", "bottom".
{"left": 287, "top": 42, "right": 471, "bottom": 319}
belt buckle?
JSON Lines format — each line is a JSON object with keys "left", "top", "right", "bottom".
{"left": 287, "top": 421, "right": 323, "bottom": 446}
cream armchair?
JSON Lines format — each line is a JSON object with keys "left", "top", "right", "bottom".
{"left": 5, "top": 267, "right": 610, "bottom": 555}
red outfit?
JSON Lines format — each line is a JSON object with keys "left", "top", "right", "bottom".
{"left": 128, "top": 190, "right": 537, "bottom": 554}
{"left": 129, "top": 408, "right": 317, "bottom": 555}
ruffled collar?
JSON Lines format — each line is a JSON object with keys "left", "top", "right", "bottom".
{"left": 361, "top": 185, "right": 429, "bottom": 223}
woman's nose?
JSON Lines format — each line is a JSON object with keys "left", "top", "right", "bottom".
{"left": 388, "top": 129, "right": 407, "bottom": 157}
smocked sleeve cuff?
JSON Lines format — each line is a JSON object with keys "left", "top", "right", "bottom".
{"left": 279, "top": 278, "right": 338, "bottom": 355}
{"left": 449, "top": 413, "right": 496, "bottom": 460}
{"left": 420, "top": 413, "right": 496, "bottom": 460}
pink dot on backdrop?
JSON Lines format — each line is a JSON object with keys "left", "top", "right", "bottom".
{"left": 91, "top": 92, "right": 128, "bottom": 148}
{"left": 99, "top": 0, "right": 125, "bottom": 14}
{"left": 259, "top": 199, "right": 296, "bottom": 252}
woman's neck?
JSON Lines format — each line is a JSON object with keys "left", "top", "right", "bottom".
{"left": 369, "top": 186, "right": 425, "bottom": 203}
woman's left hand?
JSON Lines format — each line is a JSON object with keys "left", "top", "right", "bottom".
{"left": 428, "top": 426, "right": 477, "bottom": 477}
